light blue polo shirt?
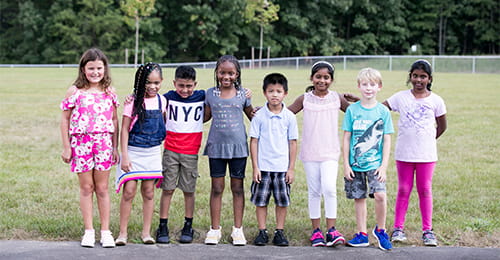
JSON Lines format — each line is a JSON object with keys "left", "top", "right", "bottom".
{"left": 249, "top": 103, "right": 299, "bottom": 172}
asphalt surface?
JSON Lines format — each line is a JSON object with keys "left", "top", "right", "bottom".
{"left": 0, "top": 240, "right": 498, "bottom": 260}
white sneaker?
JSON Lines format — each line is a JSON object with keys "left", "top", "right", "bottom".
{"left": 81, "top": 230, "right": 95, "bottom": 248}
{"left": 231, "top": 226, "right": 247, "bottom": 246}
{"left": 100, "top": 230, "right": 116, "bottom": 248}
{"left": 205, "top": 226, "right": 222, "bottom": 245}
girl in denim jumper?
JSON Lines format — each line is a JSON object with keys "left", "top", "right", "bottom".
{"left": 115, "top": 63, "right": 166, "bottom": 245}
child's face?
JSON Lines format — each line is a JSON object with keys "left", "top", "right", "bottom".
{"left": 174, "top": 78, "right": 197, "bottom": 98}
{"left": 410, "top": 69, "right": 431, "bottom": 91}
{"left": 84, "top": 60, "right": 105, "bottom": 86}
{"left": 311, "top": 68, "right": 333, "bottom": 91}
{"left": 216, "top": 61, "right": 239, "bottom": 88}
{"left": 264, "top": 83, "right": 287, "bottom": 107}
{"left": 145, "top": 70, "right": 162, "bottom": 98}
{"left": 358, "top": 79, "right": 381, "bottom": 99}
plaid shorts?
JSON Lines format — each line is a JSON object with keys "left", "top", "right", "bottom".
{"left": 250, "top": 171, "right": 290, "bottom": 207}
{"left": 344, "top": 169, "right": 386, "bottom": 199}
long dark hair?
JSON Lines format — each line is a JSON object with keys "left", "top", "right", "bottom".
{"left": 305, "top": 61, "right": 335, "bottom": 92}
{"left": 132, "top": 62, "right": 163, "bottom": 122}
{"left": 408, "top": 59, "right": 433, "bottom": 91}
{"left": 74, "top": 48, "right": 112, "bottom": 91}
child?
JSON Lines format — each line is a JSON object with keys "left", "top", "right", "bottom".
{"left": 383, "top": 59, "right": 447, "bottom": 246}
{"left": 115, "top": 62, "right": 166, "bottom": 246}
{"left": 60, "top": 48, "right": 118, "bottom": 248}
{"left": 342, "top": 68, "right": 394, "bottom": 251}
{"left": 249, "top": 73, "right": 298, "bottom": 247}
{"left": 156, "top": 65, "right": 205, "bottom": 244}
{"left": 287, "top": 61, "right": 350, "bottom": 247}
{"left": 203, "top": 55, "right": 254, "bottom": 246}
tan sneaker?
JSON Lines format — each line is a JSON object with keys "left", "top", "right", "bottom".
{"left": 231, "top": 226, "right": 247, "bottom": 246}
{"left": 205, "top": 226, "right": 222, "bottom": 245}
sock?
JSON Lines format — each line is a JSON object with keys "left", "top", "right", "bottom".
{"left": 160, "top": 218, "right": 168, "bottom": 225}
{"left": 360, "top": 232, "right": 368, "bottom": 236}
{"left": 184, "top": 217, "right": 193, "bottom": 226}
{"left": 275, "top": 229, "right": 283, "bottom": 232}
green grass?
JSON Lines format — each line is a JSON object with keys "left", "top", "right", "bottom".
{"left": 0, "top": 67, "right": 499, "bottom": 247}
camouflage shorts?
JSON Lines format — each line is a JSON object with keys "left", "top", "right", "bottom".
{"left": 344, "top": 169, "right": 386, "bottom": 199}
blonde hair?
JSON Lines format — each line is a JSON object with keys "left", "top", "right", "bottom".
{"left": 357, "top": 67, "right": 382, "bottom": 85}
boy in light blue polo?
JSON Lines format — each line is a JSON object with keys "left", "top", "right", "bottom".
{"left": 249, "top": 73, "right": 298, "bottom": 247}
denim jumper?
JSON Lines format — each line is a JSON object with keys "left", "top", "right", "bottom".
{"left": 128, "top": 94, "right": 166, "bottom": 148}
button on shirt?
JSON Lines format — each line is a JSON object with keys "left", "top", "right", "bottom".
{"left": 249, "top": 103, "right": 299, "bottom": 172}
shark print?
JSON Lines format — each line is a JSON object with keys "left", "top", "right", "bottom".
{"left": 352, "top": 119, "right": 384, "bottom": 168}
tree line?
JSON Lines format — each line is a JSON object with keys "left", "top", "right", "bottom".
{"left": 0, "top": 0, "right": 498, "bottom": 64}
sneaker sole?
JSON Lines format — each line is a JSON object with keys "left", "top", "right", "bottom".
{"left": 347, "top": 242, "right": 369, "bottom": 247}
{"left": 326, "top": 238, "right": 345, "bottom": 247}
{"left": 391, "top": 237, "right": 407, "bottom": 243}
{"left": 311, "top": 242, "right": 325, "bottom": 247}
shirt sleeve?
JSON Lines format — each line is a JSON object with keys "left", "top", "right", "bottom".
{"left": 249, "top": 112, "right": 261, "bottom": 138}
{"left": 342, "top": 106, "right": 353, "bottom": 132}
{"left": 382, "top": 105, "right": 395, "bottom": 134}
{"left": 288, "top": 113, "right": 299, "bottom": 140}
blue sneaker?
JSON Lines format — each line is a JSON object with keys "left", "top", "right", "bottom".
{"left": 347, "top": 232, "right": 369, "bottom": 247}
{"left": 310, "top": 228, "right": 325, "bottom": 247}
{"left": 372, "top": 226, "right": 392, "bottom": 251}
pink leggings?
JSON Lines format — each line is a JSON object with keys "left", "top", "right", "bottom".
{"left": 393, "top": 161, "right": 436, "bottom": 231}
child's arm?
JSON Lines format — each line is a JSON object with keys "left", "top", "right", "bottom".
{"left": 436, "top": 114, "right": 447, "bottom": 139}
{"left": 382, "top": 100, "right": 392, "bottom": 110}
{"left": 338, "top": 92, "right": 351, "bottom": 112}
{"left": 250, "top": 137, "right": 261, "bottom": 183}
{"left": 287, "top": 95, "right": 304, "bottom": 114}
{"left": 203, "top": 104, "right": 212, "bottom": 122}
{"left": 60, "top": 110, "right": 72, "bottom": 163}
{"left": 286, "top": 139, "right": 297, "bottom": 184}
{"left": 244, "top": 105, "right": 254, "bottom": 120}
{"left": 376, "top": 134, "right": 391, "bottom": 183}
{"left": 120, "top": 116, "right": 132, "bottom": 172}
{"left": 111, "top": 105, "right": 120, "bottom": 164}
{"left": 342, "top": 131, "right": 354, "bottom": 181}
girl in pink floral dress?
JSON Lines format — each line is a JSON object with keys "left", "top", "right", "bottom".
{"left": 60, "top": 48, "right": 119, "bottom": 248}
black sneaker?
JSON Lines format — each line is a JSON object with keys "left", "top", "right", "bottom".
{"left": 156, "top": 224, "right": 170, "bottom": 244}
{"left": 253, "top": 229, "right": 269, "bottom": 246}
{"left": 179, "top": 224, "right": 194, "bottom": 243}
{"left": 272, "top": 230, "right": 289, "bottom": 246}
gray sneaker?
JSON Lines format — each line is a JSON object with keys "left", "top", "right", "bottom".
{"left": 422, "top": 230, "right": 438, "bottom": 246}
{"left": 391, "top": 228, "right": 407, "bottom": 242}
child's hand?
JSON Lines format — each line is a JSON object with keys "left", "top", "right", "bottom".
{"left": 61, "top": 148, "right": 72, "bottom": 164}
{"left": 286, "top": 169, "right": 295, "bottom": 184}
{"left": 253, "top": 168, "right": 261, "bottom": 183}
{"left": 112, "top": 149, "right": 120, "bottom": 165}
{"left": 124, "top": 94, "right": 134, "bottom": 105}
{"left": 121, "top": 156, "right": 132, "bottom": 172}
{"left": 344, "top": 166, "right": 355, "bottom": 181}
{"left": 252, "top": 106, "right": 262, "bottom": 118}
{"left": 343, "top": 93, "right": 360, "bottom": 103}
{"left": 244, "top": 88, "right": 252, "bottom": 99}
{"left": 375, "top": 166, "right": 387, "bottom": 182}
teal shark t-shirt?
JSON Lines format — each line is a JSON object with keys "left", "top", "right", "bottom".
{"left": 342, "top": 102, "right": 394, "bottom": 172}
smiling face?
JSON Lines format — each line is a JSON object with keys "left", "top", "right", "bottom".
{"left": 264, "top": 83, "right": 287, "bottom": 108}
{"left": 83, "top": 60, "right": 105, "bottom": 87}
{"left": 174, "top": 78, "right": 197, "bottom": 98}
{"left": 311, "top": 68, "right": 333, "bottom": 92}
{"left": 410, "top": 69, "right": 432, "bottom": 92}
{"left": 358, "top": 80, "right": 381, "bottom": 100}
{"left": 144, "top": 69, "right": 162, "bottom": 98}
{"left": 216, "top": 61, "right": 239, "bottom": 88}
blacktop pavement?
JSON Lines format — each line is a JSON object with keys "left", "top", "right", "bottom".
{"left": 0, "top": 240, "right": 499, "bottom": 260}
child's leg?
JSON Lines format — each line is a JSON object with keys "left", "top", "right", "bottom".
{"left": 141, "top": 180, "right": 155, "bottom": 237}
{"left": 159, "top": 190, "right": 175, "bottom": 219}
{"left": 230, "top": 177, "right": 245, "bottom": 228}
{"left": 415, "top": 162, "right": 436, "bottom": 231}
{"left": 354, "top": 198, "right": 367, "bottom": 233}
{"left": 303, "top": 162, "right": 321, "bottom": 229}
{"left": 320, "top": 160, "right": 338, "bottom": 228}
{"left": 256, "top": 206, "right": 268, "bottom": 230}
{"left": 394, "top": 161, "right": 416, "bottom": 229}
{"left": 210, "top": 177, "right": 225, "bottom": 228}
{"left": 183, "top": 191, "right": 195, "bottom": 218}
{"left": 94, "top": 170, "right": 112, "bottom": 231}
{"left": 119, "top": 180, "right": 138, "bottom": 237}
{"left": 374, "top": 192, "right": 387, "bottom": 230}
{"left": 275, "top": 206, "right": 287, "bottom": 230}
{"left": 77, "top": 170, "right": 95, "bottom": 230}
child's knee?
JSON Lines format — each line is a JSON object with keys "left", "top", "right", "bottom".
{"left": 373, "top": 192, "right": 386, "bottom": 202}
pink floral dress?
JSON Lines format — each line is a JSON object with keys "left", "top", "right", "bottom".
{"left": 61, "top": 87, "right": 119, "bottom": 172}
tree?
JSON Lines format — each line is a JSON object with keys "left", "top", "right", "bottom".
{"left": 244, "top": 0, "right": 279, "bottom": 67}
{"left": 121, "top": 0, "right": 156, "bottom": 67}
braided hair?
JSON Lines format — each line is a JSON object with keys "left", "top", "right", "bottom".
{"left": 132, "top": 62, "right": 163, "bottom": 123}
{"left": 213, "top": 55, "right": 242, "bottom": 97}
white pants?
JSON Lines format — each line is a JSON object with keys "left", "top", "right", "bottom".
{"left": 303, "top": 160, "right": 338, "bottom": 219}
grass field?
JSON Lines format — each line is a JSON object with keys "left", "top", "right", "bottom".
{"left": 0, "top": 67, "right": 498, "bottom": 247}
